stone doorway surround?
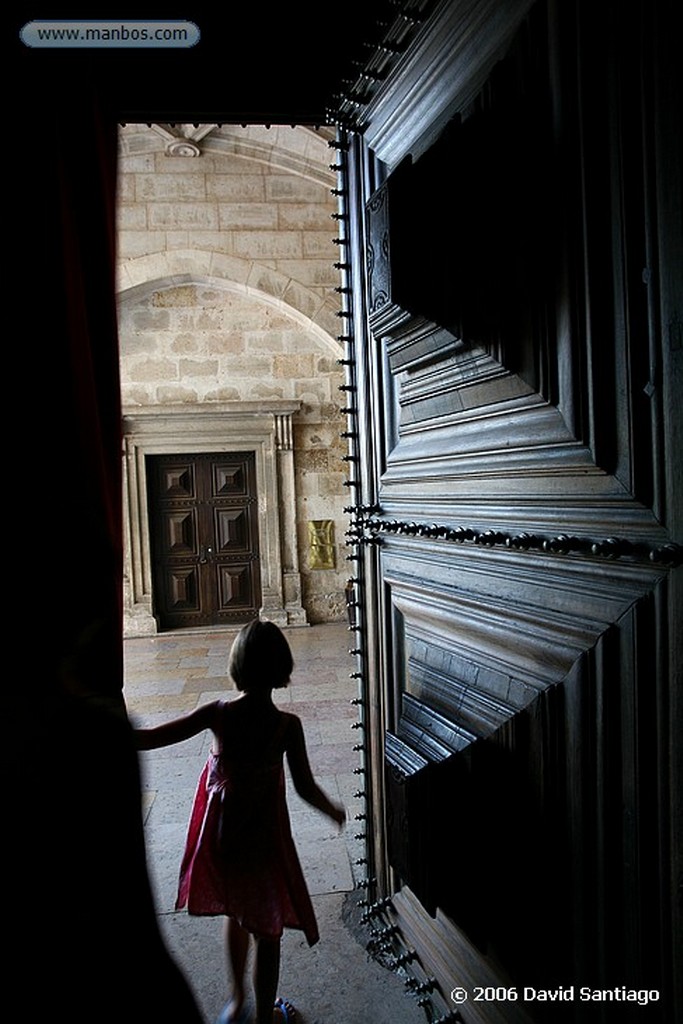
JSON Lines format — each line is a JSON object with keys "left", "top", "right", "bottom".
{"left": 122, "top": 401, "right": 307, "bottom": 636}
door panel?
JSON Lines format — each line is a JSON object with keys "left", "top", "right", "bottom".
{"left": 165, "top": 511, "right": 196, "bottom": 555}
{"left": 166, "top": 566, "right": 199, "bottom": 611}
{"left": 147, "top": 452, "right": 261, "bottom": 629}
{"left": 215, "top": 507, "right": 251, "bottom": 552}
{"left": 339, "top": 0, "right": 681, "bottom": 1019}
{"left": 216, "top": 562, "right": 260, "bottom": 611}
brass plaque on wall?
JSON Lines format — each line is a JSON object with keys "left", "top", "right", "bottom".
{"left": 308, "top": 520, "right": 336, "bottom": 570}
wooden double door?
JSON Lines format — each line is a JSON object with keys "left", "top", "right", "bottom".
{"left": 342, "top": 0, "right": 681, "bottom": 1018}
{"left": 147, "top": 452, "right": 261, "bottom": 630}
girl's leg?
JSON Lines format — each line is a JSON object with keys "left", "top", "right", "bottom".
{"left": 253, "top": 936, "right": 281, "bottom": 1024}
{"left": 224, "top": 917, "right": 250, "bottom": 1020}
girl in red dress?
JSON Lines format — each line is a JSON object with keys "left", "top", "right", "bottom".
{"left": 136, "top": 620, "right": 346, "bottom": 1024}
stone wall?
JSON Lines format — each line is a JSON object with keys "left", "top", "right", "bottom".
{"left": 117, "top": 125, "right": 349, "bottom": 625}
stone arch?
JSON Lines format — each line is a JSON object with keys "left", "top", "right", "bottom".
{"left": 117, "top": 254, "right": 342, "bottom": 350}
{"left": 118, "top": 269, "right": 349, "bottom": 633}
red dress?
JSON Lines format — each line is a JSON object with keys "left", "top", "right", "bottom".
{"left": 175, "top": 700, "right": 319, "bottom": 946}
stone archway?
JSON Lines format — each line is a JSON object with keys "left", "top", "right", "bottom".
{"left": 117, "top": 255, "right": 341, "bottom": 350}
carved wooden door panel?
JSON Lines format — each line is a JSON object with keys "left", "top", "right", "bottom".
{"left": 338, "top": 1, "right": 681, "bottom": 1020}
{"left": 147, "top": 452, "right": 261, "bottom": 629}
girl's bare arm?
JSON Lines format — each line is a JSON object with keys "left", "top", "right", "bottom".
{"left": 134, "top": 700, "right": 221, "bottom": 750}
{"left": 285, "top": 715, "right": 346, "bottom": 825}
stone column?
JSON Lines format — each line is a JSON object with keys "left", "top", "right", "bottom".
{"left": 275, "top": 412, "right": 308, "bottom": 625}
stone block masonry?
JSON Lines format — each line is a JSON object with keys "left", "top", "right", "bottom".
{"left": 118, "top": 125, "right": 349, "bottom": 628}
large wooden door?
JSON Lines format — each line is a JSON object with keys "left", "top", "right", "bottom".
{"left": 338, "top": 1, "right": 681, "bottom": 1021}
{"left": 147, "top": 452, "right": 261, "bottom": 629}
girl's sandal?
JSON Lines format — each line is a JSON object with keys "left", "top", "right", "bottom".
{"left": 274, "top": 997, "right": 296, "bottom": 1022}
{"left": 215, "top": 1003, "right": 250, "bottom": 1024}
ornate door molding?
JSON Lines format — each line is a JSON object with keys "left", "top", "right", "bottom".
{"left": 331, "top": 0, "right": 682, "bottom": 1019}
{"left": 122, "top": 401, "right": 306, "bottom": 635}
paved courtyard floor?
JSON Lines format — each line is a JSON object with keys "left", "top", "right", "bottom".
{"left": 124, "top": 622, "right": 426, "bottom": 1024}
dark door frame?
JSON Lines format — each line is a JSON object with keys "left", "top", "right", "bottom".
{"left": 147, "top": 451, "right": 262, "bottom": 630}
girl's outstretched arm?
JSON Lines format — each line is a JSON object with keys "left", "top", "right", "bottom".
{"left": 134, "top": 700, "right": 221, "bottom": 750}
{"left": 285, "top": 715, "right": 346, "bottom": 826}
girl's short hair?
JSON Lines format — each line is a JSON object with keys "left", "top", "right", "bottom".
{"left": 228, "top": 619, "right": 293, "bottom": 691}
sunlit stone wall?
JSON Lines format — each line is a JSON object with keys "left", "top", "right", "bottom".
{"left": 117, "top": 125, "right": 350, "bottom": 623}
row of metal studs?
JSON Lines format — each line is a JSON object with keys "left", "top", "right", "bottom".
{"left": 328, "top": 134, "right": 378, "bottom": 940}
{"left": 329, "top": 133, "right": 461, "bottom": 1023}
{"left": 353, "top": 517, "right": 683, "bottom": 567}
